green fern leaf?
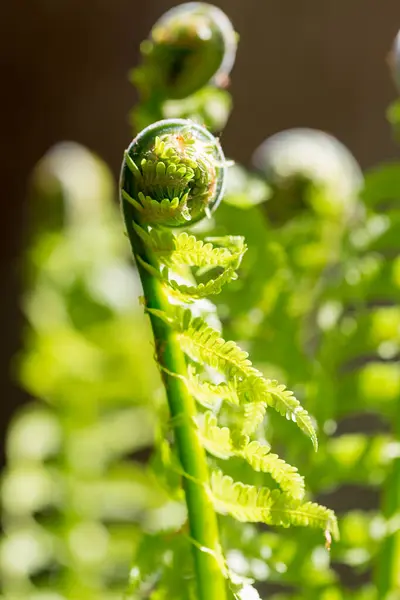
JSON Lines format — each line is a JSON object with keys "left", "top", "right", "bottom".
{"left": 269, "top": 494, "right": 339, "bottom": 540}
{"left": 180, "top": 313, "right": 317, "bottom": 447}
{"left": 133, "top": 225, "right": 246, "bottom": 269}
{"left": 176, "top": 310, "right": 253, "bottom": 376}
{"left": 122, "top": 189, "right": 191, "bottom": 226}
{"left": 147, "top": 307, "right": 317, "bottom": 448}
{"left": 199, "top": 412, "right": 234, "bottom": 459}
{"left": 167, "top": 266, "right": 239, "bottom": 299}
{"left": 211, "top": 469, "right": 276, "bottom": 522}
{"left": 133, "top": 226, "right": 245, "bottom": 298}
{"left": 241, "top": 402, "right": 267, "bottom": 436}
{"left": 186, "top": 368, "right": 240, "bottom": 408}
{"left": 241, "top": 441, "right": 305, "bottom": 501}
{"left": 201, "top": 414, "right": 305, "bottom": 500}
{"left": 138, "top": 255, "right": 235, "bottom": 303}
{"left": 139, "top": 261, "right": 239, "bottom": 301}
{"left": 238, "top": 376, "right": 318, "bottom": 450}
{"left": 210, "top": 471, "right": 338, "bottom": 538}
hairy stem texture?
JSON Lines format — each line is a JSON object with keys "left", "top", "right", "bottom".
{"left": 122, "top": 198, "right": 227, "bottom": 600}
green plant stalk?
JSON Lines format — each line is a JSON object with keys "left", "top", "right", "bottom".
{"left": 376, "top": 398, "right": 400, "bottom": 596}
{"left": 122, "top": 199, "right": 227, "bottom": 600}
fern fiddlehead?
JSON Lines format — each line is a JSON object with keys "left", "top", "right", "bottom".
{"left": 252, "top": 127, "right": 362, "bottom": 225}
{"left": 121, "top": 118, "right": 229, "bottom": 600}
{"left": 131, "top": 2, "right": 237, "bottom": 133}
{"left": 120, "top": 116, "right": 338, "bottom": 599}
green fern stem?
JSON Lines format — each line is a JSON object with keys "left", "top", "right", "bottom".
{"left": 124, "top": 204, "right": 227, "bottom": 599}
{"left": 121, "top": 119, "right": 228, "bottom": 600}
{"left": 376, "top": 399, "right": 400, "bottom": 596}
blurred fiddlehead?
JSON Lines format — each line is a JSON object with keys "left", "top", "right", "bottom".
{"left": 131, "top": 2, "right": 237, "bottom": 134}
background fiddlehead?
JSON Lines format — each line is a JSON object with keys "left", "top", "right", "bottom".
{"left": 131, "top": 2, "right": 236, "bottom": 134}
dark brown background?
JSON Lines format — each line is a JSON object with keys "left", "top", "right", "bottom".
{"left": 1, "top": 0, "right": 400, "bottom": 464}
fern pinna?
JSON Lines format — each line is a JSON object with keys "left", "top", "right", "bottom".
{"left": 120, "top": 114, "right": 338, "bottom": 600}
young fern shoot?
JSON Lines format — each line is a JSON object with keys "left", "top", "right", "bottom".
{"left": 131, "top": 2, "right": 237, "bottom": 133}
{"left": 120, "top": 118, "right": 338, "bottom": 599}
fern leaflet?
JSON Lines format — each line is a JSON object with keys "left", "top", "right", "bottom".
{"left": 122, "top": 189, "right": 192, "bottom": 226}
{"left": 200, "top": 413, "right": 305, "bottom": 500}
{"left": 241, "top": 440, "right": 305, "bottom": 501}
{"left": 186, "top": 368, "right": 240, "bottom": 408}
{"left": 238, "top": 376, "right": 318, "bottom": 450}
{"left": 210, "top": 471, "right": 338, "bottom": 538}
{"left": 132, "top": 224, "right": 247, "bottom": 269}
{"left": 148, "top": 306, "right": 317, "bottom": 447}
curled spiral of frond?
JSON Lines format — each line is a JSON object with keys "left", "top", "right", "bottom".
{"left": 137, "top": 2, "right": 237, "bottom": 101}
{"left": 121, "top": 118, "right": 226, "bottom": 227}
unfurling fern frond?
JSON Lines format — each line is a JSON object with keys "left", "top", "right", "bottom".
{"left": 2, "top": 4, "right": 343, "bottom": 600}
{"left": 120, "top": 116, "right": 336, "bottom": 600}
{"left": 131, "top": 3, "right": 237, "bottom": 132}
{"left": 210, "top": 471, "right": 338, "bottom": 539}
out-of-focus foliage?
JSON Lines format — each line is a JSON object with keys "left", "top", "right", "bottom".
{"left": 214, "top": 130, "right": 400, "bottom": 599}
{"left": 0, "top": 144, "right": 173, "bottom": 599}
{"left": 387, "top": 99, "right": 400, "bottom": 143}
